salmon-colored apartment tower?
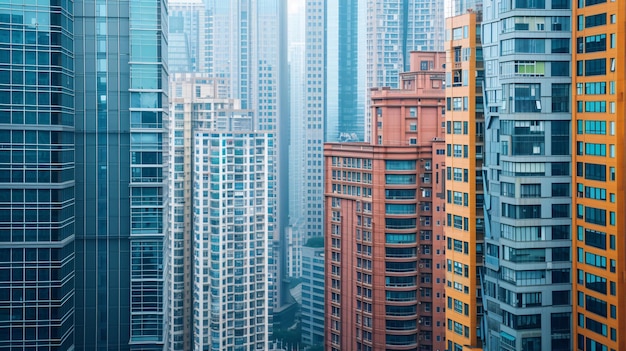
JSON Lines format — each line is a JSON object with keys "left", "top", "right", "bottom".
{"left": 572, "top": 0, "right": 626, "bottom": 350}
{"left": 444, "top": 11, "right": 484, "bottom": 351}
{"left": 324, "top": 51, "right": 447, "bottom": 351}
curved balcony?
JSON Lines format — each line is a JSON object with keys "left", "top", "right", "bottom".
{"left": 385, "top": 261, "right": 418, "bottom": 273}
{"left": 386, "top": 319, "right": 418, "bottom": 332}
{"left": 384, "top": 332, "right": 419, "bottom": 350}
{"left": 384, "top": 247, "right": 418, "bottom": 259}
{"left": 384, "top": 303, "right": 419, "bottom": 319}
{"left": 385, "top": 276, "right": 417, "bottom": 288}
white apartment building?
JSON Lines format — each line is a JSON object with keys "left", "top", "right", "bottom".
{"left": 192, "top": 130, "right": 272, "bottom": 351}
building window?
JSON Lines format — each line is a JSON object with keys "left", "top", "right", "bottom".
{"left": 585, "top": 206, "right": 606, "bottom": 226}
{"left": 585, "top": 13, "right": 607, "bottom": 27}
{"left": 551, "top": 84, "right": 570, "bottom": 113}
{"left": 585, "top": 58, "right": 606, "bottom": 76}
{"left": 585, "top": 34, "right": 606, "bottom": 52}
{"left": 552, "top": 38, "right": 570, "bottom": 53}
{"left": 385, "top": 160, "right": 416, "bottom": 170}
{"left": 515, "top": 0, "right": 545, "bottom": 9}
{"left": 584, "top": 163, "right": 606, "bottom": 181}
{"left": 501, "top": 204, "right": 541, "bottom": 219}
{"left": 552, "top": 204, "right": 570, "bottom": 218}
{"left": 520, "top": 183, "right": 541, "bottom": 197}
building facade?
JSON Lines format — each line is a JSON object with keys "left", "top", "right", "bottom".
{"left": 0, "top": 1, "right": 75, "bottom": 349}
{"left": 165, "top": 73, "right": 233, "bottom": 351}
{"left": 364, "top": 0, "right": 446, "bottom": 141}
{"left": 1, "top": 0, "right": 168, "bottom": 349}
{"left": 301, "top": 238, "right": 325, "bottom": 347}
{"left": 205, "top": 0, "right": 287, "bottom": 308}
{"left": 284, "top": 1, "right": 325, "bottom": 280}
{"left": 324, "top": 0, "right": 367, "bottom": 143}
{"left": 73, "top": 0, "right": 168, "bottom": 349}
{"left": 192, "top": 129, "right": 272, "bottom": 351}
{"left": 572, "top": 1, "right": 626, "bottom": 350}
{"left": 444, "top": 10, "right": 486, "bottom": 351}
{"left": 169, "top": 0, "right": 209, "bottom": 73}
{"left": 481, "top": 0, "right": 573, "bottom": 349}
{"left": 324, "top": 52, "right": 446, "bottom": 351}
{"left": 287, "top": 40, "right": 307, "bottom": 278}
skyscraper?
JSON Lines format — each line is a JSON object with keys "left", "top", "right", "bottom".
{"left": 74, "top": 0, "right": 168, "bottom": 349}
{"left": 444, "top": 9, "right": 485, "bottom": 351}
{"left": 169, "top": 0, "right": 209, "bottom": 73}
{"left": 364, "top": 0, "right": 446, "bottom": 141}
{"left": 324, "top": 51, "right": 446, "bottom": 350}
{"left": 366, "top": 0, "right": 446, "bottom": 90}
{"left": 572, "top": 1, "right": 626, "bottom": 350}
{"left": 205, "top": 0, "right": 287, "bottom": 308}
{"left": 165, "top": 73, "right": 231, "bottom": 351}
{"left": 287, "top": 40, "right": 307, "bottom": 278}
{"left": 206, "top": 0, "right": 282, "bottom": 128}
{"left": 285, "top": 0, "right": 324, "bottom": 280}
{"left": 192, "top": 126, "right": 273, "bottom": 351}
{"left": 2, "top": 1, "right": 168, "bottom": 349}
{"left": 0, "top": 1, "right": 75, "bottom": 349}
{"left": 325, "top": 0, "right": 366, "bottom": 143}
{"left": 481, "top": 0, "right": 573, "bottom": 349}
{"left": 300, "top": 237, "right": 325, "bottom": 347}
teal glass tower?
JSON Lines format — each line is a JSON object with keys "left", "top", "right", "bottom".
{"left": 324, "top": 0, "right": 365, "bottom": 142}
{"left": 0, "top": 1, "right": 167, "bottom": 350}
{"left": 0, "top": 0, "right": 76, "bottom": 349}
{"left": 74, "top": 0, "right": 168, "bottom": 350}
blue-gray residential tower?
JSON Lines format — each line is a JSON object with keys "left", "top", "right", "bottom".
{"left": 481, "top": 0, "right": 573, "bottom": 349}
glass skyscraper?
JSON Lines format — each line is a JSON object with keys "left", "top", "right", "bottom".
{"left": 73, "top": 0, "right": 168, "bottom": 349}
{"left": 0, "top": 1, "right": 75, "bottom": 349}
{"left": 324, "top": 0, "right": 366, "bottom": 143}
{"left": 169, "top": 0, "right": 208, "bottom": 73}
{"left": 1, "top": 1, "right": 167, "bottom": 350}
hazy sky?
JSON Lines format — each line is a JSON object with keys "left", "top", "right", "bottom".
{"left": 288, "top": 0, "right": 304, "bottom": 14}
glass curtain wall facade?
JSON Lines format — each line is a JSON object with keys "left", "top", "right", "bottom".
{"left": 572, "top": 1, "right": 626, "bottom": 350}
{"left": 325, "top": 0, "right": 366, "bottom": 143}
{"left": 74, "top": 0, "right": 168, "bottom": 349}
{"left": 481, "top": 0, "right": 572, "bottom": 349}
{"left": 0, "top": 1, "right": 75, "bottom": 349}
{"left": 168, "top": 0, "right": 208, "bottom": 73}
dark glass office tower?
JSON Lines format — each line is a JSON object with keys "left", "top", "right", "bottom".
{"left": 0, "top": 1, "right": 75, "bottom": 350}
{"left": 324, "top": 0, "right": 365, "bottom": 143}
{"left": 74, "top": 0, "right": 168, "bottom": 350}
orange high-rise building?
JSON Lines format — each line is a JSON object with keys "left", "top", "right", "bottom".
{"left": 444, "top": 11, "right": 485, "bottom": 351}
{"left": 572, "top": 1, "right": 626, "bottom": 350}
{"left": 324, "top": 51, "right": 447, "bottom": 351}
